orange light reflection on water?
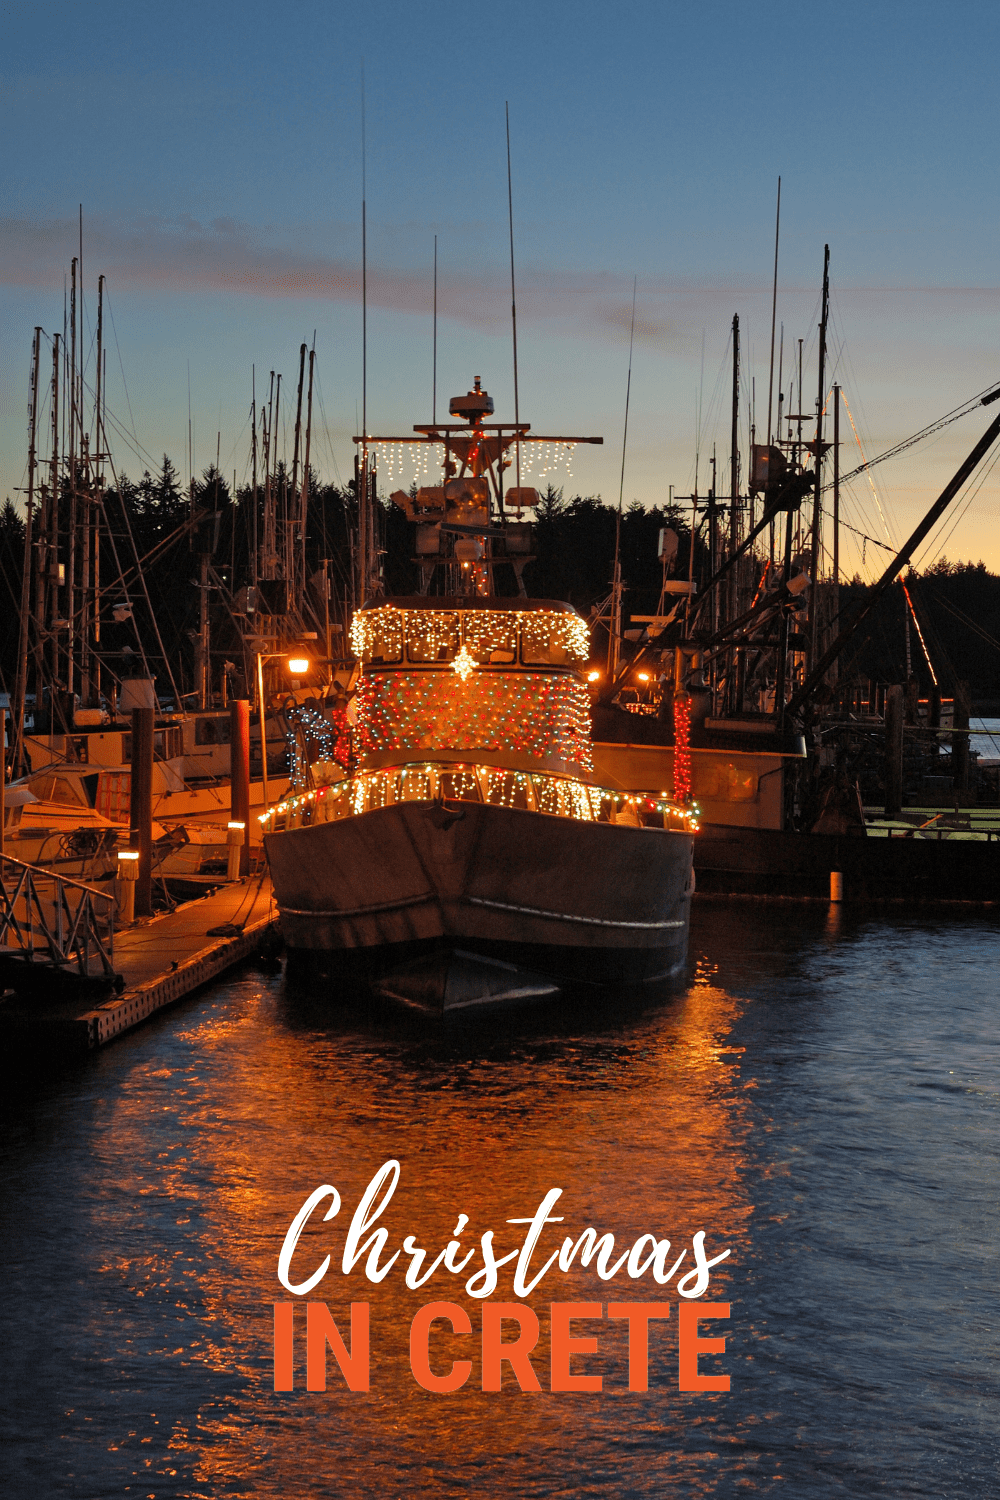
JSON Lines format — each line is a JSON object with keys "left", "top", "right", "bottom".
{"left": 94, "top": 966, "right": 757, "bottom": 1498}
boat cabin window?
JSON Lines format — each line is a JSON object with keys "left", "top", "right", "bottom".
{"left": 33, "top": 775, "right": 85, "bottom": 805}
{"left": 368, "top": 610, "right": 403, "bottom": 664}
{"left": 520, "top": 615, "right": 570, "bottom": 666}
{"left": 407, "top": 612, "right": 459, "bottom": 663}
{"left": 463, "top": 612, "right": 518, "bottom": 665}
{"left": 195, "top": 716, "right": 231, "bottom": 746}
{"left": 481, "top": 768, "right": 532, "bottom": 810}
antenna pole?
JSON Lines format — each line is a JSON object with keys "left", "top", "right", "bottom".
{"left": 300, "top": 347, "right": 315, "bottom": 604}
{"left": 505, "top": 102, "right": 521, "bottom": 492}
{"left": 12, "top": 327, "right": 41, "bottom": 779}
{"left": 608, "top": 278, "right": 637, "bottom": 678}
{"left": 765, "top": 176, "right": 781, "bottom": 450}
{"left": 809, "top": 244, "right": 830, "bottom": 664}
{"left": 361, "top": 62, "right": 367, "bottom": 447}
{"left": 251, "top": 367, "right": 258, "bottom": 587}
{"left": 432, "top": 235, "right": 438, "bottom": 426}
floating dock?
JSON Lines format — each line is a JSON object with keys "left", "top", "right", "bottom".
{"left": 2, "top": 875, "right": 278, "bottom": 1054}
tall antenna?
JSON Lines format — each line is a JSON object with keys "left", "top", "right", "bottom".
{"left": 361, "top": 60, "right": 367, "bottom": 448}
{"left": 765, "top": 176, "right": 781, "bottom": 450}
{"left": 505, "top": 102, "right": 521, "bottom": 491}
{"left": 432, "top": 234, "right": 438, "bottom": 425}
{"left": 617, "top": 277, "right": 637, "bottom": 512}
{"left": 607, "top": 278, "right": 637, "bottom": 678}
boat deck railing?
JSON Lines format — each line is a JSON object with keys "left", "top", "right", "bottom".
{"left": 259, "top": 761, "right": 697, "bottom": 835}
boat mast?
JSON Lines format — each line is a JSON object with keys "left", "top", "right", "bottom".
{"left": 92, "top": 274, "right": 105, "bottom": 710}
{"left": 506, "top": 102, "right": 522, "bottom": 499}
{"left": 809, "top": 245, "right": 830, "bottom": 665}
{"left": 251, "top": 367, "right": 258, "bottom": 588}
{"left": 729, "top": 312, "right": 740, "bottom": 693}
{"left": 608, "top": 279, "right": 637, "bottom": 677}
{"left": 12, "top": 327, "right": 41, "bottom": 777}
{"left": 66, "top": 258, "right": 78, "bottom": 704}
{"left": 832, "top": 381, "right": 840, "bottom": 640}
{"left": 299, "top": 346, "right": 315, "bottom": 608}
{"left": 290, "top": 341, "right": 305, "bottom": 599}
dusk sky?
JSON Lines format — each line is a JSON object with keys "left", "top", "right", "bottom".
{"left": 3, "top": 0, "right": 999, "bottom": 578}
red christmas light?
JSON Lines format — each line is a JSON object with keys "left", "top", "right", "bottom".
{"left": 673, "top": 691, "right": 692, "bottom": 803}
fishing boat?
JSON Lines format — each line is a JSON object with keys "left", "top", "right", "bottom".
{"left": 261, "top": 381, "right": 697, "bottom": 1011}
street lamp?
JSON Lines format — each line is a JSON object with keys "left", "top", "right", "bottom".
{"left": 255, "top": 651, "right": 313, "bottom": 816}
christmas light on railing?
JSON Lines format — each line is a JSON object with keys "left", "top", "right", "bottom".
{"left": 673, "top": 691, "right": 693, "bottom": 803}
{"left": 258, "top": 758, "right": 700, "bottom": 834}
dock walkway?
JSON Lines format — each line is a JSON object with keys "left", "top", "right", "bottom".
{"left": 2, "top": 875, "right": 278, "bottom": 1054}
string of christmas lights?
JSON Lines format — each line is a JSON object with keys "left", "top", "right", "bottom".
{"left": 350, "top": 606, "right": 590, "bottom": 667}
{"left": 353, "top": 670, "right": 593, "bottom": 771}
{"left": 673, "top": 691, "right": 693, "bottom": 803}
{"left": 373, "top": 441, "right": 442, "bottom": 486}
{"left": 259, "top": 760, "right": 699, "bottom": 834}
{"left": 283, "top": 701, "right": 352, "bottom": 788}
{"left": 517, "top": 442, "right": 577, "bottom": 480}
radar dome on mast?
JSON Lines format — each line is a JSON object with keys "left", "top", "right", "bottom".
{"left": 449, "top": 376, "right": 494, "bottom": 425}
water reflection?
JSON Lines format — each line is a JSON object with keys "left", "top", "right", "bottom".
{"left": 2, "top": 901, "right": 998, "bottom": 1497}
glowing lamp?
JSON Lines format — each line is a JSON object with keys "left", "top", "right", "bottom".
{"left": 587, "top": 670, "right": 601, "bottom": 682}
{"left": 287, "top": 657, "right": 310, "bottom": 675}
{"left": 637, "top": 672, "right": 650, "bottom": 682}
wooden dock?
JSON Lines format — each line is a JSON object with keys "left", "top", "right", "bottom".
{"left": 1, "top": 875, "right": 278, "bottom": 1054}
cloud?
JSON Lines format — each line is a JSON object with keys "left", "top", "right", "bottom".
{"left": 2, "top": 214, "right": 997, "bottom": 365}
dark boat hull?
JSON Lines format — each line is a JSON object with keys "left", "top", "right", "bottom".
{"left": 694, "top": 823, "right": 1000, "bottom": 903}
{"left": 266, "top": 801, "right": 693, "bottom": 1009}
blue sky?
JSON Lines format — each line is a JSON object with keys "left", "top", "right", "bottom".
{"left": 3, "top": 0, "right": 999, "bottom": 575}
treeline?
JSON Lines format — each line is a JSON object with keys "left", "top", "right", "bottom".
{"left": 837, "top": 562, "right": 1000, "bottom": 703}
{"left": 2, "top": 460, "right": 998, "bottom": 704}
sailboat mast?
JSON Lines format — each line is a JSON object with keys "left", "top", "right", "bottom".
{"left": 809, "top": 245, "right": 830, "bottom": 664}
{"left": 506, "top": 102, "right": 521, "bottom": 495}
{"left": 291, "top": 342, "right": 305, "bottom": 597}
{"left": 300, "top": 346, "right": 315, "bottom": 606}
{"left": 765, "top": 176, "right": 781, "bottom": 451}
{"left": 66, "top": 259, "right": 78, "bottom": 701}
{"left": 251, "top": 368, "right": 258, "bottom": 588}
{"left": 12, "top": 327, "right": 41, "bottom": 777}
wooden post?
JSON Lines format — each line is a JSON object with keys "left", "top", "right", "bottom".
{"left": 230, "top": 698, "right": 251, "bottom": 875}
{"left": 130, "top": 707, "right": 154, "bottom": 917}
{"left": 884, "top": 684, "right": 904, "bottom": 819}
{"left": 256, "top": 653, "right": 269, "bottom": 816}
{"left": 953, "top": 679, "right": 971, "bottom": 799}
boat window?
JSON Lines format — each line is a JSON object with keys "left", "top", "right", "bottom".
{"left": 438, "top": 768, "right": 482, "bottom": 802}
{"left": 463, "top": 612, "right": 518, "bottom": 665}
{"left": 521, "top": 615, "right": 568, "bottom": 665}
{"left": 479, "top": 768, "right": 532, "bottom": 810}
{"left": 407, "top": 612, "right": 459, "bottom": 663}
{"left": 41, "top": 776, "right": 85, "bottom": 805}
{"left": 393, "top": 767, "right": 433, "bottom": 802}
{"left": 368, "top": 610, "right": 403, "bottom": 664}
{"left": 726, "top": 765, "right": 758, "bottom": 802}
{"left": 195, "top": 717, "right": 231, "bottom": 746}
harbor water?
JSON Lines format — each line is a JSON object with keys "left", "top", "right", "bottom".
{"left": 2, "top": 900, "right": 998, "bottom": 1498}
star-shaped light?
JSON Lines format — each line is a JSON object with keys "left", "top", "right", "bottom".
{"left": 452, "top": 644, "right": 477, "bottom": 682}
